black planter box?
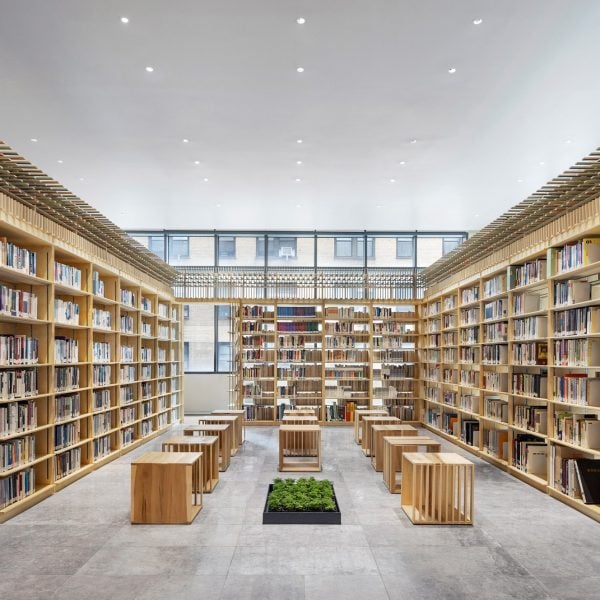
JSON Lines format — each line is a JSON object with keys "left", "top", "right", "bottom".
{"left": 262, "top": 483, "right": 342, "bottom": 524}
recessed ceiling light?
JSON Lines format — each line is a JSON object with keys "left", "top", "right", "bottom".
{"left": 296, "top": 139, "right": 303, "bottom": 144}
{"left": 182, "top": 138, "right": 189, "bottom": 143}
{"left": 216, "top": 203, "right": 221, "bottom": 207}
{"left": 194, "top": 160, "right": 200, "bottom": 165}
{"left": 120, "top": 17, "right": 129, "bottom": 24}
{"left": 399, "top": 161, "right": 406, "bottom": 165}
{"left": 296, "top": 17, "right": 306, "bottom": 25}
{"left": 376, "top": 204, "right": 383, "bottom": 209}
{"left": 296, "top": 67, "right": 305, "bottom": 73}
{"left": 389, "top": 178, "right": 396, "bottom": 183}
{"left": 539, "top": 161, "right": 545, "bottom": 165}
{"left": 410, "top": 139, "right": 417, "bottom": 144}
{"left": 473, "top": 18, "right": 483, "bottom": 25}
{"left": 79, "top": 177, "right": 85, "bottom": 181}
{"left": 565, "top": 139, "right": 572, "bottom": 144}
{"left": 30, "top": 138, "right": 38, "bottom": 142}
{"left": 448, "top": 67, "right": 457, "bottom": 74}
{"left": 57, "top": 159, "right": 63, "bottom": 164}
{"left": 517, "top": 178, "right": 523, "bottom": 183}
{"left": 145, "top": 66, "right": 154, "bottom": 73}
{"left": 296, "top": 203, "right": 302, "bottom": 208}
{"left": 203, "top": 177, "right": 209, "bottom": 182}
{"left": 295, "top": 178, "right": 302, "bottom": 182}
{"left": 474, "top": 213, "right": 480, "bottom": 218}
{"left": 296, "top": 160, "right": 303, "bottom": 165}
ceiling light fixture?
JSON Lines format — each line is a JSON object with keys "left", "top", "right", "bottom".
{"left": 296, "top": 203, "right": 302, "bottom": 208}
{"left": 296, "top": 160, "right": 303, "bottom": 165}
{"left": 295, "top": 178, "right": 302, "bottom": 182}
{"left": 410, "top": 139, "right": 417, "bottom": 144}
{"left": 182, "top": 138, "right": 189, "bottom": 143}
{"left": 30, "top": 138, "right": 38, "bottom": 142}
{"left": 565, "top": 139, "right": 572, "bottom": 144}
{"left": 473, "top": 18, "right": 483, "bottom": 25}
{"left": 296, "top": 67, "right": 305, "bottom": 73}
{"left": 539, "top": 161, "right": 545, "bottom": 165}
{"left": 203, "top": 178, "right": 209, "bottom": 182}
{"left": 389, "top": 179, "right": 396, "bottom": 183}
{"left": 120, "top": 17, "right": 129, "bottom": 24}
{"left": 296, "top": 17, "right": 306, "bottom": 25}
{"left": 517, "top": 178, "right": 523, "bottom": 183}
{"left": 57, "top": 159, "right": 63, "bottom": 164}
{"left": 79, "top": 177, "right": 85, "bottom": 181}
{"left": 448, "top": 67, "right": 457, "bottom": 74}
{"left": 216, "top": 203, "right": 221, "bottom": 207}
{"left": 296, "top": 139, "right": 303, "bottom": 144}
{"left": 194, "top": 160, "right": 200, "bottom": 165}
{"left": 145, "top": 66, "right": 154, "bottom": 73}
{"left": 399, "top": 161, "right": 406, "bottom": 165}
{"left": 376, "top": 204, "right": 383, "bottom": 209}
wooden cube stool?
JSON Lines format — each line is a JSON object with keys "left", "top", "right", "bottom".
{"left": 382, "top": 437, "right": 441, "bottom": 493}
{"left": 213, "top": 409, "right": 245, "bottom": 443}
{"left": 361, "top": 416, "right": 400, "bottom": 456}
{"left": 183, "top": 424, "right": 231, "bottom": 471}
{"left": 354, "top": 409, "right": 389, "bottom": 444}
{"left": 279, "top": 425, "right": 321, "bottom": 472}
{"left": 162, "top": 436, "right": 220, "bottom": 492}
{"left": 197, "top": 415, "right": 241, "bottom": 455}
{"left": 370, "top": 424, "right": 418, "bottom": 471}
{"left": 131, "top": 451, "right": 203, "bottom": 524}
{"left": 401, "top": 452, "right": 474, "bottom": 525}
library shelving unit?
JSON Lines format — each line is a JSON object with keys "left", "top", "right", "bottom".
{"left": 0, "top": 211, "right": 182, "bottom": 522}
{"left": 372, "top": 304, "right": 419, "bottom": 423}
{"left": 235, "top": 300, "right": 418, "bottom": 425}
{"left": 420, "top": 202, "right": 600, "bottom": 521}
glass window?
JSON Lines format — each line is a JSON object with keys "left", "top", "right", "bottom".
{"left": 183, "top": 304, "right": 190, "bottom": 320}
{"left": 216, "top": 305, "right": 231, "bottom": 320}
{"left": 216, "top": 342, "right": 232, "bottom": 372}
{"left": 169, "top": 236, "right": 190, "bottom": 259}
{"left": 218, "top": 236, "right": 236, "bottom": 259}
{"left": 335, "top": 237, "right": 353, "bottom": 258}
{"left": 396, "top": 237, "right": 414, "bottom": 259}
{"left": 443, "top": 237, "right": 462, "bottom": 255}
{"left": 183, "top": 342, "right": 190, "bottom": 371}
{"left": 148, "top": 235, "right": 165, "bottom": 259}
{"left": 257, "top": 236, "right": 298, "bottom": 259}
{"left": 334, "top": 237, "right": 372, "bottom": 259}
{"left": 182, "top": 303, "right": 215, "bottom": 371}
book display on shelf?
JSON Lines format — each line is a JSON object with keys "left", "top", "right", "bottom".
{"left": 0, "top": 221, "right": 183, "bottom": 522}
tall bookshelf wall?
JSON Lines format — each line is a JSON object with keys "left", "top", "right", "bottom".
{"left": 421, "top": 227, "right": 600, "bottom": 522}
{"left": 0, "top": 220, "right": 183, "bottom": 522}
{"left": 237, "top": 301, "right": 419, "bottom": 425}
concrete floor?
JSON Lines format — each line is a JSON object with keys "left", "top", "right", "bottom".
{"left": 1, "top": 422, "right": 599, "bottom": 600}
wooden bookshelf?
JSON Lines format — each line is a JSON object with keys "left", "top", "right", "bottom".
{"left": 235, "top": 300, "right": 418, "bottom": 425}
{"left": 421, "top": 218, "right": 600, "bottom": 522}
{"left": 0, "top": 219, "right": 183, "bottom": 522}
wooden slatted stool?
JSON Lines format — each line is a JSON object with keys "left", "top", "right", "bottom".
{"left": 197, "top": 415, "right": 241, "bottom": 455}
{"left": 183, "top": 424, "right": 232, "bottom": 472}
{"left": 382, "top": 437, "right": 441, "bottom": 493}
{"left": 213, "top": 409, "right": 245, "bottom": 444}
{"left": 281, "top": 415, "right": 319, "bottom": 456}
{"left": 361, "top": 416, "right": 400, "bottom": 456}
{"left": 286, "top": 408, "right": 316, "bottom": 417}
{"left": 401, "top": 452, "right": 474, "bottom": 525}
{"left": 279, "top": 425, "right": 321, "bottom": 472}
{"left": 162, "top": 436, "right": 220, "bottom": 492}
{"left": 131, "top": 451, "right": 203, "bottom": 524}
{"left": 370, "top": 424, "right": 418, "bottom": 471}
{"left": 354, "top": 409, "right": 389, "bottom": 444}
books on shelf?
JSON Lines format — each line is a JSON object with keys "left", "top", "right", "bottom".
{"left": 54, "top": 421, "right": 80, "bottom": 450}
{"left": 54, "top": 336, "right": 78, "bottom": 364}
{"left": 553, "top": 307, "right": 599, "bottom": 337}
{"left": 0, "top": 285, "right": 38, "bottom": 319}
{"left": 55, "top": 447, "right": 81, "bottom": 480}
{"left": 93, "top": 389, "right": 110, "bottom": 412}
{"left": 483, "top": 299, "right": 508, "bottom": 321}
{"left": 119, "top": 386, "right": 135, "bottom": 406}
{"left": 141, "top": 296, "right": 152, "bottom": 312}
{"left": 54, "top": 366, "right": 79, "bottom": 392}
{"left": 55, "top": 393, "right": 80, "bottom": 422}
{"left": 54, "top": 262, "right": 81, "bottom": 290}
{"left": 484, "top": 396, "right": 508, "bottom": 422}
{"left": 120, "top": 345, "right": 134, "bottom": 363}
{"left": 554, "top": 374, "right": 600, "bottom": 407}
{"left": 512, "top": 435, "right": 547, "bottom": 477}
{"left": 462, "top": 419, "right": 480, "bottom": 446}
{"left": 93, "top": 365, "right": 111, "bottom": 386}
{"left": 554, "top": 412, "right": 600, "bottom": 449}
{"left": 513, "top": 292, "right": 547, "bottom": 315}
{"left": 93, "top": 435, "right": 111, "bottom": 461}
{"left": 514, "top": 404, "right": 547, "bottom": 434}
{"left": 553, "top": 339, "right": 600, "bottom": 367}
{"left": 92, "top": 271, "right": 105, "bottom": 297}
{"left": 512, "top": 372, "right": 547, "bottom": 398}
{"left": 549, "top": 238, "right": 600, "bottom": 275}
{"left": 120, "top": 314, "right": 134, "bottom": 334}
{"left": 0, "top": 435, "right": 35, "bottom": 472}
{"left": 0, "top": 239, "right": 37, "bottom": 276}
{"left": 512, "top": 342, "right": 547, "bottom": 366}
{"left": 482, "top": 344, "right": 508, "bottom": 365}
{"left": 513, "top": 316, "right": 547, "bottom": 340}
{"left": 54, "top": 299, "right": 80, "bottom": 325}
{"left": 483, "top": 274, "right": 506, "bottom": 298}
{"left": 141, "top": 347, "right": 152, "bottom": 362}
{"left": 92, "top": 307, "right": 111, "bottom": 330}
{"left": 0, "top": 467, "right": 35, "bottom": 509}
{"left": 92, "top": 341, "right": 111, "bottom": 364}
{"left": 120, "top": 289, "right": 136, "bottom": 307}
{"left": 461, "top": 286, "right": 479, "bottom": 304}
{"left": 0, "top": 335, "right": 38, "bottom": 366}
{"left": 553, "top": 280, "right": 593, "bottom": 306}
{"left": 509, "top": 258, "right": 547, "bottom": 289}
{"left": 0, "top": 368, "right": 37, "bottom": 400}
{"left": 0, "top": 400, "right": 37, "bottom": 438}
{"left": 484, "top": 427, "right": 509, "bottom": 461}
{"left": 158, "top": 303, "right": 169, "bottom": 318}
{"left": 574, "top": 459, "right": 600, "bottom": 504}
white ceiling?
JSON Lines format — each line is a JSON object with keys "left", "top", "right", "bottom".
{"left": 1, "top": 0, "right": 599, "bottom": 232}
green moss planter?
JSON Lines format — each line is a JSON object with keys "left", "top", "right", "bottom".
{"left": 263, "top": 478, "right": 341, "bottom": 525}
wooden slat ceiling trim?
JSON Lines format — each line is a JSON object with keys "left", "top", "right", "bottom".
{"left": 423, "top": 149, "right": 600, "bottom": 286}
{"left": 0, "top": 141, "right": 176, "bottom": 285}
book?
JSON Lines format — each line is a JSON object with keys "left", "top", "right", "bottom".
{"left": 575, "top": 459, "right": 600, "bottom": 504}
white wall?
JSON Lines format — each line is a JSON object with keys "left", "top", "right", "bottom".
{"left": 184, "top": 374, "right": 230, "bottom": 414}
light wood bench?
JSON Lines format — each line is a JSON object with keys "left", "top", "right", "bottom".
{"left": 382, "top": 437, "right": 441, "bottom": 493}
{"left": 162, "top": 436, "right": 220, "bottom": 493}
{"left": 183, "top": 424, "right": 232, "bottom": 472}
{"left": 279, "top": 425, "right": 321, "bottom": 472}
{"left": 369, "top": 424, "right": 418, "bottom": 471}
{"left": 361, "top": 416, "right": 401, "bottom": 456}
{"left": 281, "top": 415, "right": 318, "bottom": 424}
{"left": 131, "top": 451, "right": 203, "bottom": 524}
{"left": 286, "top": 409, "right": 316, "bottom": 417}
{"left": 354, "top": 409, "right": 389, "bottom": 444}
{"left": 197, "top": 415, "right": 241, "bottom": 455}
{"left": 401, "top": 452, "right": 474, "bottom": 525}
{"left": 213, "top": 409, "right": 245, "bottom": 443}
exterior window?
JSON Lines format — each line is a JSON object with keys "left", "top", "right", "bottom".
{"left": 148, "top": 235, "right": 165, "bottom": 259}
{"left": 217, "top": 342, "right": 232, "bottom": 372}
{"left": 335, "top": 237, "right": 374, "bottom": 259}
{"left": 257, "top": 237, "right": 298, "bottom": 259}
{"left": 183, "top": 304, "right": 190, "bottom": 320}
{"left": 169, "top": 236, "right": 189, "bottom": 259}
{"left": 217, "top": 305, "right": 231, "bottom": 320}
{"left": 443, "top": 237, "right": 462, "bottom": 255}
{"left": 396, "top": 237, "right": 414, "bottom": 259}
{"left": 218, "top": 236, "right": 236, "bottom": 259}
{"left": 183, "top": 342, "right": 190, "bottom": 371}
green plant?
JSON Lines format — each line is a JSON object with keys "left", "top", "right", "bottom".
{"left": 267, "top": 477, "right": 337, "bottom": 512}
